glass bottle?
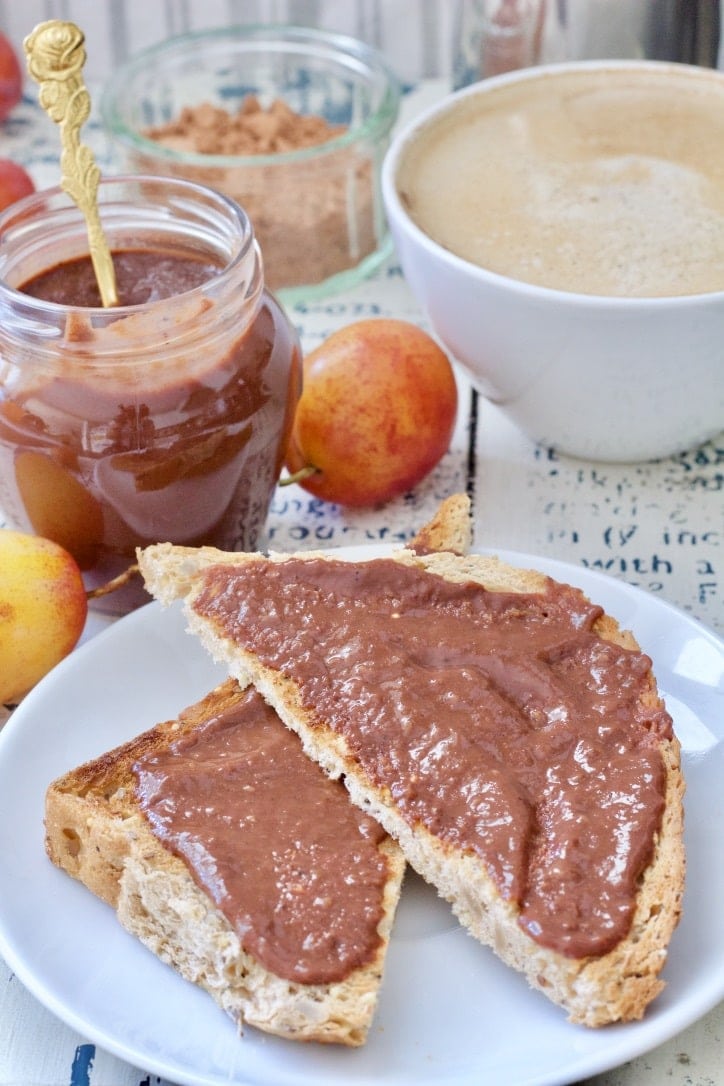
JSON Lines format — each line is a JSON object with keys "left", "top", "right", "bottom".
{"left": 452, "top": 0, "right": 547, "bottom": 89}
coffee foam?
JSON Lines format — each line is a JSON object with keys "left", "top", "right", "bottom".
{"left": 397, "top": 65, "right": 724, "bottom": 297}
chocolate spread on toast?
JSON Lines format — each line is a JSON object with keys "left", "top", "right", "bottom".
{"left": 190, "top": 557, "right": 672, "bottom": 959}
{"left": 133, "top": 686, "right": 389, "bottom": 984}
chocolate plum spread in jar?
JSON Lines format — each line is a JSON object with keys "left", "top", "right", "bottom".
{"left": 0, "top": 176, "right": 301, "bottom": 612}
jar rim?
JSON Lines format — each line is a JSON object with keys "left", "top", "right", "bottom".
{"left": 0, "top": 174, "right": 263, "bottom": 321}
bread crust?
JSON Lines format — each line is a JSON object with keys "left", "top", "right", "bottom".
{"left": 137, "top": 495, "right": 686, "bottom": 1027}
{"left": 45, "top": 679, "right": 406, "bottom": 1046}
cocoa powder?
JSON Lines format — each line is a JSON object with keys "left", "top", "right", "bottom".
{"left": 140, "top": 97, "right": 379, "bottom": 292}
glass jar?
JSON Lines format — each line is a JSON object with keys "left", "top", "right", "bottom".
{"left": 100, "top": 25, "right": 401, "bottom": 303}
{"left": 0, "top": 175, "right": 302, "bottom": 613}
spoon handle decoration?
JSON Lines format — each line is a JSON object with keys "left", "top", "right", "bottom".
{"left": 23, "top": 20, "right": 118, "bottom": 307}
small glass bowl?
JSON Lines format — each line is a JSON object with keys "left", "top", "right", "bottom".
{"left": 101, "top": 25, "right": 401, "bottom": 303}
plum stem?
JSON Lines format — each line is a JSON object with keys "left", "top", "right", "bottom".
{"left": 86, "top": 563, "right": 139, "bottom": 599}
{"left": 279, "top": 465, "right": 319, "bottom": 487}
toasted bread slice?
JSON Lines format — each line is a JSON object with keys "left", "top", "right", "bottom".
{"left": 137, "top": 494, "right": 685, "bottom": 1028}
{"left": 44, "top": 497, "right": 471, "bottom": 1046}
{"left": 45, "top": 679, "right": 406, "bottom": 1045}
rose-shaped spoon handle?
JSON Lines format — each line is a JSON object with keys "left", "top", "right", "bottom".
{"left": 23, "top": 20, "right": 118, "bottom": 307}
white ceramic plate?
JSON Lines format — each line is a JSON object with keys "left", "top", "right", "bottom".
{"left": 0, "top": 546, "right": 722, "bottom": 1086}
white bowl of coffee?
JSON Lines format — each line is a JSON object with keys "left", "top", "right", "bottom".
{"left": 382, "top": 60, "right": 724, "bottom": 462}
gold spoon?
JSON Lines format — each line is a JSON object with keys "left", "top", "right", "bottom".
{"left": 23, "top": 20, "right": 118, "bottom": 307}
